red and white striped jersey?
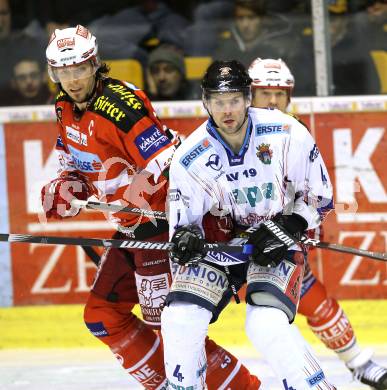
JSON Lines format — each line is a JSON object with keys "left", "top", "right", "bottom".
{"left": 53, "top": 77, "right": 177, "bottom": 227}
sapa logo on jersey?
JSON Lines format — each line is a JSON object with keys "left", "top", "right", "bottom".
{"left": 255, "top": 123, "right": 289, "bottom": 136}
{"left": 66, "top": 126, "right": 87, "bottom": 146}
{"left": 68, "top": 145, "right": 105, "bottom": 172}
{"left": 135, "top": 125, "right": 169, "bottom": 160}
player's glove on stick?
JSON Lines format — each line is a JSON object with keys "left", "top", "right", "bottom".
{"left": 247, "top": 213, "right": 308, "bottom": 267}
{"left": 171, "top": 224, "right": 205, "bottom": 266}
{"left": 41, "top": 172, "right": 92, "bottom": 219}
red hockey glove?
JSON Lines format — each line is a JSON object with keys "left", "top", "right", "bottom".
{"left": 41, "top": 172, "right": 92, "bottom": 219}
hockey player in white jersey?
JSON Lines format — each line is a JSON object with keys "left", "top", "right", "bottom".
{"left": 161, "top": 60, "right": 336, "bottom": 389}
{"left": 248, "top": 57, "right": 387, "bottom": 390}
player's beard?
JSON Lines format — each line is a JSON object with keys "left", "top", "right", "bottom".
{"left": 218, "top": 112, "right": 247, "bottom": 136}
{"left": 63, "top": 76, "right": 96, "bottom": 104}
{"left": 71, "top": 83, "right": 94, "bottom": 103}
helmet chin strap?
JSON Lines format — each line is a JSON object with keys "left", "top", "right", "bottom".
{"left": 234, "top": 111, "right": 249, "bottom": 133}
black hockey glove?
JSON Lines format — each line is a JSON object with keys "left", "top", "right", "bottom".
{"left": 247, "top": 213, "right": 308, "bottom": 267}
{"left": 170, "top": 225, "right": 205, "bottom": 266}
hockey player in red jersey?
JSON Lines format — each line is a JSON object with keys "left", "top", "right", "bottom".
{"left": 40, "top": 25, "right": 261, "bottom": 389}
{"left": 248, "top": 57, "right": 387, "bottom": 390}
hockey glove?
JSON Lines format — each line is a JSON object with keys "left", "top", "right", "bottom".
{"left": 41, "top": 172, "right": 92, "bottom": 219}
{"left": 247, "top": 213, "right": 308, "bottom": 267}
{"left": 170, "top": 224, "right": 205, "bottom": 266}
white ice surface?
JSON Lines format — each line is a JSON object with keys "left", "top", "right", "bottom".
{"left": 1, "top": 346, "right": 386, "bottom": 389}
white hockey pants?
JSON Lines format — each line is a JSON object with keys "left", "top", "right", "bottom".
{"left": 245, "top": 304, "right": 336, "bottom": 389}
{"left": 161, "top": 302, "right": 212, "bottom": 389}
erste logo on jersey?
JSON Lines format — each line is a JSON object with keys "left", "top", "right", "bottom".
{"left": 255, "top": 123, "right": 290, "bottom": 136}
{"left": 180, "top": 138, "right": 212, "bottom": 168}
{"left": 68, "top": 145, "right": 105, "bottom": 172}
{"left": 135, "top": 125, "right": 169, "bottom": 160}
{"left": 66, "top": 126, "right": 87, "bottom": 146}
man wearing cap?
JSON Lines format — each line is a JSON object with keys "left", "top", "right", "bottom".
{"left": 146, "top": 44, "right": 200, "bottom": 100}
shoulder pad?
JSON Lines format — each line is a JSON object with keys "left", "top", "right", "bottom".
{"left": 286, "top": 112, "right": 310, "bottom": 131}
{"left": 90, "top": 78, "right": 149, "bottom": 133}
{"left": 286, "top": 112, "right": 300, "bottom": 121}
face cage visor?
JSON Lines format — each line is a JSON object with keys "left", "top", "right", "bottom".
{"left": 203, "top": 88, "right": 252, "bottom": 113}
{"left": 48, "top": 59, "right": 99, "bottom": 83}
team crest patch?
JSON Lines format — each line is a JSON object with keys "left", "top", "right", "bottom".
{"left": 256, "top": 143, "right": 273, "bottom": 164}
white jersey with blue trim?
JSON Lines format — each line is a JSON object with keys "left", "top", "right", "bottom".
{"left": 168, "top": 107, "right": 333, "bottom": 243}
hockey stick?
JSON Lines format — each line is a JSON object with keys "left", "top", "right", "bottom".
{"left": 71, "top": 199, "right": 168, "bottom": 220}
{"left": 300, "top": 237, "right": 387, "bottom": 261}
{"left": 72, "top": 199, "right": 387, "bottom": 262}
{"left": 246, "top": 223, "right": 387, "bottom": 262}
{"left": 0, "top": 233, "right": 253, "bottom": 255}
{"left": 81, "top": 245, "right": 100, "bottom": 266}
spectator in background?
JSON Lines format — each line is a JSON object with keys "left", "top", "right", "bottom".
{"left": 87, "top": 0, "right": 188, "bottom": 62}
{"left": 365, "top": 0, "right": 387, "bottom": 49}
{"left": 137, "top": 0, "right": 189, "bottom": 51}
{"left": 182, "top": 0, "right": 234, "bottom": 56}
{"left": 146, "top": 45, "right": 200, "bottom": 101}
{"left": 214, "top": 0, "right": 299, "bottom": 68}
{"left": 367, "top": 0, "right": 387, "bottom": 18}
{"left": 0, "top": 57, "right": 53, "bottom": 106}
{"left": 0, "top": 0, "right": 10, "bottom": 39}
{"left": 293, "top": 0, "right": 381, "bottom": 95}
{"left": 0, "top": 0, "right": 48, "bottom": 104}
{"left": 362, "top": 0, "right": 387, "bottom": 92}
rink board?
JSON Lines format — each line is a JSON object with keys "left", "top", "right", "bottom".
{"left": 0, "top": 96, "right": 386, "bottom": 307}
{"left": 1, "top": 299, "right": 386, "bottom": 349}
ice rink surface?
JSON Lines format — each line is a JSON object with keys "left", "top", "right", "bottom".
{"left": 1, "top": 300, "right": 386, "bottom": 389}
{"left": 1, "top": 346, "right": 387, "bottom": 389}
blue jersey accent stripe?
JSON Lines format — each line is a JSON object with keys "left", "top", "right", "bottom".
{"left": 206, "top": 116, "right": 252, "bottom": 166}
